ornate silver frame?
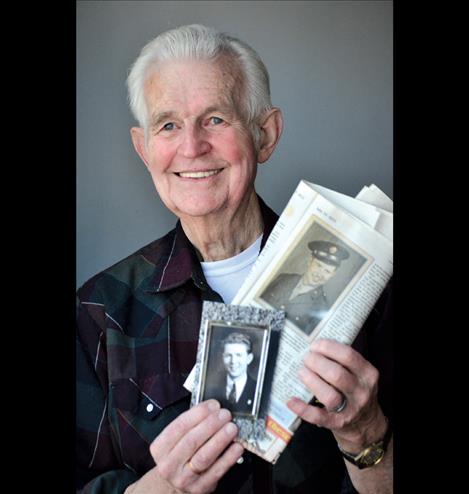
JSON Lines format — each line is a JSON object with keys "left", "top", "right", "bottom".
{"left": 191, "top": 301, "right": 285, "bottom": 443}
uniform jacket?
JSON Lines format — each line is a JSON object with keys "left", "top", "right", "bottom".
{"left": 262, "top": 273, "right": 330, "bottom": 336}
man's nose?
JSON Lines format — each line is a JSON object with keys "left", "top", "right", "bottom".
{"left": 178, "top": 125, "right": 211, "bottom": 158}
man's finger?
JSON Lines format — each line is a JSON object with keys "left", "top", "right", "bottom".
{"left": 310, "top": 339, "right": 380, "bottom": 392}
{"left": 298, "top": 366, "right": 348, "bottom": 411}
{"left": 287, "top": 397, "right": 329, "bottom": 426}
{"left": 302, "top": 351, "right": 356, "bottom": 394}
{"left": 189, "top": 419, "right": 239, "bottom": 473}
{"left": 193, "top": 442, "right": 245, "bottom": 494}
{"left": 165, "top": 407, "right": 234, "bottom": 470}
{"left": 310, "top": 339, "right": 369, "bottom": 375}
{"left": 150, "top": 400, "right": 220, "bottom": 458}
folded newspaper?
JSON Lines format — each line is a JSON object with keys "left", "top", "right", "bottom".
{"left": 185, "top": 180, "right": 393, "bottom": 463}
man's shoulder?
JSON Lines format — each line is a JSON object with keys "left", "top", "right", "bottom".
{"left": 77, "top": 228, "right": 177, "bottom": 305}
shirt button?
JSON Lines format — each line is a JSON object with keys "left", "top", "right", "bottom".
{"left": 146, "top": 403, "right": 154, "bottom": 413}
{"left": 236, "top": 456, "right": 244, "bottom": 464}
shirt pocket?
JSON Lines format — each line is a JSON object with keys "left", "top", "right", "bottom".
{"left": 110, "top": 373, "right": 191, "bottom": 474}
{"left": 106, "top": 324, "right": 193, "bottom": 411}
{"left": 106, "top": 328, "right": 193, "bottom": 442}
{"left": 112, "top": 373, "right": 190, "bottom": 419}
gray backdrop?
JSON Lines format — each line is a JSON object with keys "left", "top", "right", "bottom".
{"left": 77, "top": 0, "right": 393, "bottom": 288}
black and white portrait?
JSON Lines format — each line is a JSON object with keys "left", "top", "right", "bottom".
{"left": 200, "top": 323, "right": 269, "bottom": 417}
{"left": 259, "top": 220, "right": 368, "bottom": 337}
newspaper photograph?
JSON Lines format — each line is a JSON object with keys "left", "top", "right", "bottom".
{"left": 258, "top": 219, "right": 370, "bottom": 340}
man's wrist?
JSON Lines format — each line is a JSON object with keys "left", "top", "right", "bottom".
{"left": 335, "top": 412, "right": 388, "bottom": 452}
{"left": 336, "top": 417, "right": 392, "bottom": 470}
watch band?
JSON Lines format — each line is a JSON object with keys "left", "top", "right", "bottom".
{"left": 337, "top": 418, "right": 393, "bottom": 470}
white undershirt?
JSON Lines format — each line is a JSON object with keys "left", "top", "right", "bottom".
{"left": 200, "top": 235, "right": 262, "bottom": 303}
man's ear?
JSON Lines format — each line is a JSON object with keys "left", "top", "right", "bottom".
{"left": 257, "top": 107, "right": 284, "bottom": 164}
{"left": 247, "top": 353, "right": 254, "bottom": 365}
{"left": 130, "top": 127, "right": 150, "bottom": 169}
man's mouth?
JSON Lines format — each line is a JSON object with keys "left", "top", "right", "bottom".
{"left": 176, "top": 169, "right": 223, "bottom": 178}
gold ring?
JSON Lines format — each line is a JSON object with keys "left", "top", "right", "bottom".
{"left": 187, "top": 460, "right": 203, "bottom": 475}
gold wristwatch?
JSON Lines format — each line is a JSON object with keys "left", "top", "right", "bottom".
{"left": 337, "top": 419, "right": 392, "bottom": 470}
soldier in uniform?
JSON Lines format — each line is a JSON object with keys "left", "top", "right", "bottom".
{"left": 261, "top": 240, "right": 349, "bottom": 336}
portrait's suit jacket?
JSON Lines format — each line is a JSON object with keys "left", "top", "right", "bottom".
{"left": 228, "top": 373, "right": 257, "bottom": 414}
{"left": 204, "top": 372, "right": 258, "bottom": 414}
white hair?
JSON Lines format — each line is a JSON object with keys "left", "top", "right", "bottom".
{"left": 126, "top": 24, "right": 272, "bottom": 148}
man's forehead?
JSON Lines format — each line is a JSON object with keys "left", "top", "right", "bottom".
{"left": 311, "top": 257, "right": 337, "bottom": 270}
{"left": 223, "top": 342, "right": 249, "bottom": 352}
{"left": 144, "top": 59, "right": 241, "bottom": 110}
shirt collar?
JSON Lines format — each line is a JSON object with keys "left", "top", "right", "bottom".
{"left": 143, "top": 195, "right": 278, "bottom": 293}
{"left": 227, "top": 373, "right": 248, "bottom": 386}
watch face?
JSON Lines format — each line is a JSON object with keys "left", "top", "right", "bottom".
{"left": 360, "top": 446, "right": 385, "bottom": 467}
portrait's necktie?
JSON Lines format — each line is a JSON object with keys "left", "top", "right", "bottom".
{"left": 228, "top": 382, "right": 237, "bottom": 403}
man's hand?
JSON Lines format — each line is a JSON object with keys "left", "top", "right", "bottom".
{"left": 287, "top": 338, "right": 387, "bottom": 450}
{"left": 125, "top": 399, "right": 244, "bottom": 494}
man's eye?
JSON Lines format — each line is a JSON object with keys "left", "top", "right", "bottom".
{"left": 210, "top": 116, "right": 224, "bottom": 125}
{"left": 162, "top": 122, "right": 175, "bottom": 131}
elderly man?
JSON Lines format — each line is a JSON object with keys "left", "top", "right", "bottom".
{"left": 77, "top": 24, "right": 393, "bottom": 494}
{"left": 262, "top": 240, "right": 350, "bottom": 335}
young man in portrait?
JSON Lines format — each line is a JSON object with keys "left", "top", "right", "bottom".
{"left": 204, "top": 332, "right": 257, "bottom": 415}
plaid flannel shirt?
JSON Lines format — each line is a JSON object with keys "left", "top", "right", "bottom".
{"left": 76, "top": 197, "right": 393, "bottom": 494}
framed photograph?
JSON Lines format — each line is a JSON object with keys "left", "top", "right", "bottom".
{"left": 191, "top": 302, "right": 284, "bottom": 426}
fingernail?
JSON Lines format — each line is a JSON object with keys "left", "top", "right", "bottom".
{"left": 234, "top": 443, "right": 244, "bottom": 455}
{"left": 208, "top": 400, "right": 220, "bottom": 411}
{"left": 218, "top": 408, "right": 231, "bottom": 421}
{"left": 225, "top": 422, "right": 237, "bottom": 435}
{"left": 287, "top": 398, "right": 301, "bottom": 411}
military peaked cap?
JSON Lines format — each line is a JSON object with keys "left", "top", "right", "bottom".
{"left": 308, "top": 240, "right": 350, "bottom": 267}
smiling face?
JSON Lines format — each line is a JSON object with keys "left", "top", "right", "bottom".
{"left": 130, "top": 58, "right": 260, "bottom": 221}
{"left": 303, "top": 257, "right": 338, "bottom": 286}
{"left": 222, "top": 342, "right": 254, "bottom": 379}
